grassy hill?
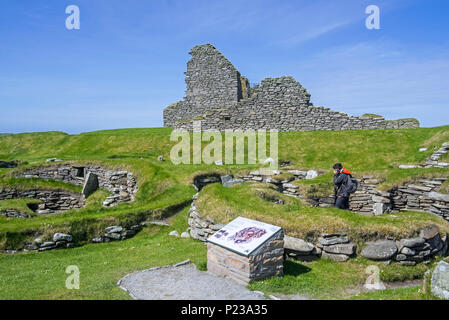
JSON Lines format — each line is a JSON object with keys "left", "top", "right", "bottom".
{"left": 0, "top": 125, "right": 449, "bottom": 300}
{"left": 1, "top": 126, "right": 449, "bottom": 167}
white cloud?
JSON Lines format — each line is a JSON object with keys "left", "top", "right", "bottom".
{"left": 272, "top": 20, "right": 352, "bottom": 46}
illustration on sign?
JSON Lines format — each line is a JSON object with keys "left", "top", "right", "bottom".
{"left": 207, "top": 217, "right": 282, "bottom": 256}
{"left": 229, "top": 227, "right": 267, "bottom": 244}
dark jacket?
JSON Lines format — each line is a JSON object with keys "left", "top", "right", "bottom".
{"left": 334, "top": 168, "right": 352, "bottom": 198}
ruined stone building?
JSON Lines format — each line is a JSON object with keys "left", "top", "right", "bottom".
{"left": 163, "top": 44, "right": 419, "bottom": 131}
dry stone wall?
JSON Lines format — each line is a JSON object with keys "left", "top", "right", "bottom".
{"left": 190, "top": 169, "right": 449, "bottom": 220}
{"left": 361, "top": 226, "right": 448, "bottom": 265}
{"left": 164, "top": 44, "right": 242, "bottom": 127}
{"left": 188, "top": 193, "right": 223, "bottom": 242}
{"left": 0, "top": 188, "right": 84, "bottom": 215}
{"left": 174, "top": 77, "right": 418, "bottom": 132}
{"left": 187, "top": 170, "right": 449, "bottom": 264}
{"left": 5, "top": 223, "right": 145, "bottom": 254}
{"left": 17, "top": 164, "right": 138, "bottom": 207}
{"left": 0, "top": 209, "right": 31, "bottom": 218}
{"left": 164, "top": 43, "right": 419, "bottom": 132}
{"left": 302, "top": 176, "right": 449, "bottom": 220}
{"left": 92, "top": 224, "right": 143, "bottom": 243}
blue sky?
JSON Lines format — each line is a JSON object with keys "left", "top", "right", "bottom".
{"left": 0, "top": 0, "right": 448, "bottom": 133}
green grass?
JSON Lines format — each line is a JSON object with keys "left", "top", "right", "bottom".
{"left": 0, "top": 208, "right": 207, "bottom": 299}
{"left": 1, "top": 126, "right": 448, "bottom": 167}
{"left": 0, "top": 199, "right": 42, "bottom": 216}
{"left": 0, "top": 177, "right": 83, "bottom": 192}
{"left": 248, "top": 257, "right": 433, "bottom": 300}
{"left": 361, "top": 113, "right": 383, "bottom": 118}
{"left": 349, "top": 286, "right": 425, "bottom": 300}
{"left": 277, "top": 126, "right": 449, "bottom": 170}
{"left": 1, "top": 126, "right": 449, "bottom": 299}
{"left": 249, "top": 259, "right": 366, "bottom": 299}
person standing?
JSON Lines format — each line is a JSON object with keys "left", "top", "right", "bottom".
{"left": 333, "top": 163, "right": 353, "bottom": 210}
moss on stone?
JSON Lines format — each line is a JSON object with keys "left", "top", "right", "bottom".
{"left": 175, "top": 115, "right": 205, "bottom": 124}
{"left": 362, "top": 113, "right": 384, "bottom": 119}
{"left": 165, "top": 101, "right": 182, "bottom": 110}
{"left": 397, "top": 118, "right": 420, "bottom": 124}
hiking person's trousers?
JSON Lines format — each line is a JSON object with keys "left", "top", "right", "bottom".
{"left": 335, "top": 197, "right": 349, "bottom": 210}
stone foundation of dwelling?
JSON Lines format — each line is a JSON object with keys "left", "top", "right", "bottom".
{"left": 188, "top": 171, "right": 449, "bottom": 264}
{"left": 3, "top": 223, "right": 145, "bottom": 254}
{"left": 241, "top": 172, "right": 449, "bottom": 221}
{"left": 0, "top": 188, "right": 84, "bottom": 216}
{"left": 306, "top": 176, "right": 449, "bottom": 220}
{"left": 190, "top": 170, "right": 449, "bottom": 221}
{"left": 17, "top": 164, "right": 138, "bottom": 207}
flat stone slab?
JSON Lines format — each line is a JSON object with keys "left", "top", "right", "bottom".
{"left": 323, "top": 243, "right": 356, "bottom": 255}
{"left": 82, "top": 172, "right": 99, "bottom": 198}
{"left": 118, "top": 262, "right": 265, "bottom": 300}
{"left": 361, "top": 240, "right": 398, "bottom": 261}
{"left": 284, "top": 235, "right": 314, "bottom": 254}
{"left": 220, "top": 175, "right": 244, "bottom": 187}
{"left": 429, "top": 192, "right": 449, "bottom": 203}
{"left": 318, "top": 236, "right": 349, "bottom": 246}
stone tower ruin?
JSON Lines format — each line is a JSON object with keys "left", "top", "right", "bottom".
{"left": 163, "top": 44, "right": 419, "bottom": 131}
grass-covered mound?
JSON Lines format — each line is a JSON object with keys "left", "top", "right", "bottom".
{"left": 0, "top": 177, "right": 82, "bottom": 193}
{"left": 0, "top": 199, "right": 42, "bottom": 217}
{"left": 0, "top": 126, "right": 449, "bottom": 168}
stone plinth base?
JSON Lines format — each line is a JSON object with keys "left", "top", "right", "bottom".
{"left": 207, "top": 231, "right": 284, "bottom": 285}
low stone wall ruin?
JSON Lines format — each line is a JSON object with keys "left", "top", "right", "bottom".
{"left": 0, "top": 188, "right": 84, "bottom": 216}
{"left": 0, "top": 208, "right": 31, "bottom": 218}
{"left": 4, "top": 223, "right": 144, "bottom": 254}
{"left": 189, "top": 196, "right": 448, "bottom": 265}
{"left": 188, "top": 170, "right": 449, "bottom": 264}
{"left": 297, "top": 177, "right": 449, "bottom": 221}
{"left": 1, "top": 164, "right": 144, "bottom": 253}
{"left": 190, "top": 169, "right": 449, "bottom": 221}
{"left": 17, "top": 164, "right": 138, "bottom": 207}
{"left": 348, "top": 177, "right": 449, "bottom": 220}
{"left": 188, "top": 193, "right": 223, "bottom": 242}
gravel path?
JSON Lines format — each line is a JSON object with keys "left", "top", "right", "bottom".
{"left": 117, "top": 260, "right": 266, "bottom": 300}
